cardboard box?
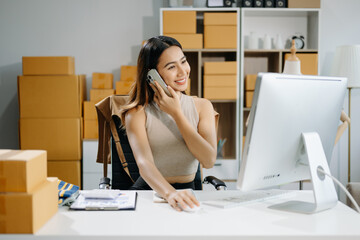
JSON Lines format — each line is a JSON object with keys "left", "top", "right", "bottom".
{"left": 204, "top": 61, "right": 237, "bottom": 75}
{"left": 245, "top": 74, "right": 257, "bottom": 91}
{"left": 204, "top": 25, "right": 237, "bottom": 49}
{"left": 47, "top": 160, "right": 81, "bottom": 187}
{"left": 204, "top": 75, "right": 237, "bottom": 87}
{"left": 0, "top": 150, "right": 47, "bottom": 192}
{"left": 165, "top": 34, "right": 203, "bottom": 49}
{"left": 163, "top": 11, "right": 196, "bottom": 34}
{"left": 84, "top": 119, "right": 98, "bottom": 139}
{"left": 0, "top": 178, "right": 58, "bottom": 233}
{"left": 284, "top": 53, "right": 318, "bottom": 75}
{"left": 120, "top": 66, "right": 137, "bottom": 82}
{"left": 83, "top": 101, "right": 97, "bottom": 120}
{"left": 204, "top": 87, "right": 236, "bottom": 100}
{"left": 90, "top": 89, "right": 115, "bottom": 103}
{"left": 18, "top": 75, "right": 86, "bottom": 118}
{"left": 288, "top": 0, "right": 320, "bottom": 8}
{"left": 22, "top": 56, "right": 75, "bottom": 75}
{"left": 245, "top": 91, "right": 254, "bottom": 108}
{"left": 20, "top": 118, "right": 82, "bottom": 160}
{"left": 116, "top": 81, "right": 133, "bottom": 95}
{"left": 92, "top": 73, "right": 113, "bottom": 89}
{"left": 204, "top": 13, "right": 237, "bottom": 25}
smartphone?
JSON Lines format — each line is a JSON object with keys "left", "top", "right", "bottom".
{"left": 147, "top": 69, "right": 171, "bottom": 97}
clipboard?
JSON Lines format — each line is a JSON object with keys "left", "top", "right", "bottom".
{"left": 70, "top": 190, "right": 137, "bottom": 211}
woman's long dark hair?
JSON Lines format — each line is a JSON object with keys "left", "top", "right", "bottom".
{"left": 120, "top": 36, "right": 182, "bottom": 125}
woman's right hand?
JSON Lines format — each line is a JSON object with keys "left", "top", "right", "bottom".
{"left": 165, "top": 189, "right": 200, "bottom": 211}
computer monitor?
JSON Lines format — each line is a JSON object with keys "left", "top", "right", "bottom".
{"left": 237, "top": 73, "right": 347, "bottom": 213}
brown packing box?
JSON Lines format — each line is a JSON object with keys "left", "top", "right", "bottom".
{"left": 204, "top": 61, "right": 237, "bottom": 75}
{"left": 120, "top": 65, "right": 137, "bottom": 82}
{"left": 47, "top": 160, "right": 81, "bottom": 187}
{"left": 245, "top": 91, "right": 254, "bottom": 108}
{"left": 116, "top": 81, "right": 133, "bottom": 95}
{"left": 284, "top": 53, "right": 318, "bottom": 75}
{"left": 165, "top": 34, "right": 203, "bottom": 49}
{"left": 204, "top": 87, "right": 236, "bottom": 100}
{"left": 204, "top": 13, "right": 237, "bottom": 25}
{"left": 288, "top": 0, "right": 320, "bottom": 8}
{"left": 92, "top": 73, "right": 113, "bottom": 89}
{"left": 163, "top": 11, "right": 196, "bottom": 34}
{"left": 204, "top": 75, "right": 237, "bottom": 87}
{"left": 0, "top": 178, "right": 58, "bottom": 233}
{"left": 204, "top": 25, "right": 237, "bottom": 49}
{"left": 245, "top": 74, "right": 257, "bottom": 91}
{"left": 0, "top": 150, "right": 47, "bottom": 193}
{"left": 20, "top": 118, "right": 82, "bottom": 160}
{"left": 84, "top": 119, "right": 98, "bottom": 139}
{"left": 22, "top": 56, "right": 75, "bottom": 75}
{"left": 18, "top": 75, "right": 86, "bottom": 118}
{"left": 90, "top": 89, "right": 115, "bottom": 103}
{"left": 83, "top": 101, "right": 97, "bottom": 120}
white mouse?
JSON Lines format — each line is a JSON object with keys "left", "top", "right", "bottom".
{"left": 180, "top": 204, "right": 201, "bottom": 213}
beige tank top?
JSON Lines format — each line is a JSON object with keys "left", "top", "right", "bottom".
{"left": 145, "top": 94, "right": 199, "bottom": 177}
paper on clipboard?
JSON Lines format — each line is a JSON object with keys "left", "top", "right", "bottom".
{"left": 70, "top": 190, "right": 137, "bottom": 210}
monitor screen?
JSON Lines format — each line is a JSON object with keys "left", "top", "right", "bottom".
{"left": 237, "top": 73, "right": 347, "bottom": 192}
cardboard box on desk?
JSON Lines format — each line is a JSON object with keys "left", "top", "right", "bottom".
{"left": 20, "top": 118, "right": 82, "bottom": 160}
{"left": 163, "top": 11, "right": 196, "bottom": 34}
{"left": 84, "top": 119, "right": 98, "bottom": 139}
{"left": 0, "top": 150, "right": 47, "bottom": 193}
{"left": 47, "top": 160, "right": 81, "bottom": 187}
{"left": 204, "top": 13, "right": 237, "bottom": 49}
{"left": 18, "top": 75, "right": 86, "bottom": 118}
{"left": 120, "top": 65, "right": 137, "bottom": 82}
{"left": 165, "top": 34, "right": 203, "bottom": 49}
{"left": 22, "top": 56, "right": 75, "bottom": 75}
{"left": 90, "top": 89, "right": 115, "bottom": 103}
{"left": 92, "top": 73, "right": 113, "bottom": 89}
{"left": 0, "top": 178, "right": 58, "bottom": 233}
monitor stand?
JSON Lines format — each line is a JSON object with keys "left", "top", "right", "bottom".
{"left": 269, "top": 132, "right": 338, "bottom": 214}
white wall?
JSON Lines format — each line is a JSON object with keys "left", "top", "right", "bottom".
{"left": 0, "top": 0, "right": 164, "bottom": 149}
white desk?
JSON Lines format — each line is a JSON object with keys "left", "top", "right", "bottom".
{"left": 1, "top": 190, "right": 360, "bottom": 240}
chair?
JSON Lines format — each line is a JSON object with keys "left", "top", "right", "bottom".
{"left": 96, "top": 95, "right": 226, "bottom": 191}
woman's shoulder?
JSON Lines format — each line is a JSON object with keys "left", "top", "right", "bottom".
{"left": 125, "top": 105, "right": 146, "bottom": 124}
{"left": 192, "top": 96, "right": 214, "bottom": 113}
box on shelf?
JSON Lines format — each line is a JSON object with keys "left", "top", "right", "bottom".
{"left": 116, "top": 81, "right": 133, "bottom": 95}
{"left": 18, "top": 75, "right": 86, "bottom": 118}
{"left": 83, "top": 101, "right": 97, "bottom": 120}
{"left": 47, "top": 160, "right": 81, "bottom": 187}
{"left": 0, "top": 150, "right": 47, "bottom": 192}
{"left": 20, "top": 118, "right": 82, "bottom": 160}
{"left": 284, "top": 53, "right": 318, "bottom": 75}
{"left": 204, "top": 12, "right": 237, "bottom": 25}
{"left": 84, "top": 119, "right": 98, "bottom": 139}
{"left": 204, "top": 25, "right": 237, "bottom": 49}
{"left": 245, "top": 74, "right": 257, "bottom": 91}
{"left": 288, "top": 0, "right": 320, "bottom": 8}
{"left": 120, "top": 66, "right": 137, "bottom": 82}
{"left": 204, "top": 61, "right": 237, "bottom": 75}
{"left": 166, "top": 33, "right": 203, "bottom": 49}
{"left": 22, "top": 56, "right": 75, "bottom": 76}
{"left": 0, "top": 178, "right": 58, "bottom": 233}
{"left": 90, "top": 89, "right": 115, "bottom": 103}
{"left": 163, "top": 11, "right": 196, "bottom": 34}
{"left": 245, "top": 91, "right": 254, "bottom": 108}
{"left": 92, "top": 73, "right": 113, "bottom": 89}
{"left": 204, "top": 75, "right": 237, "bottom": 87}
{"left": 204, "top": 87, "right": 237, "bottom": 100}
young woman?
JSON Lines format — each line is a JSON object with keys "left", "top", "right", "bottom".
{"left": 120, "top": 36, "right": 217, "bottom": 211}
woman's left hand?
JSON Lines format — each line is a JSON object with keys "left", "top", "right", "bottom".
{"left": 151, "top": 81, "right": 182, "bottom": 117}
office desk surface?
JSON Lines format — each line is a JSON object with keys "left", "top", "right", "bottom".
{"left": 1, "top": 190, "right": 360, "bottom": 240}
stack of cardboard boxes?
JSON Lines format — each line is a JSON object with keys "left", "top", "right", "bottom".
{"left": 203, "top": 61, "right": 237, "bottom": 100}
{"left": 245, "top": 74, "right": 257, "bottom": 108}
{"left": 204, "top": 12, "right": 237, "bottom": 49}
{"left": 116, "top": 65, "right": 137, "bottom": 95}
{"left": 84, "top": 73, "right": 115, "bottom": 140}
{"left": 18, "top": 56, "right": 85, "bottom": 187}
{"left": 0, "top": 150, "right": 58, "bottom": 233}
{"left": 163, "top": 11, "right": 203, "bottom": 49}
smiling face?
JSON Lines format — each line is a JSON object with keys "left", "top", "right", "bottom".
{"left": 156, "top": 46, "right": 190, "bottom": 93}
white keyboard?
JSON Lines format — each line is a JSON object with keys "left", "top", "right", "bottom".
{"left": 202, "top": 189, "right": 296, "bottom": 209}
